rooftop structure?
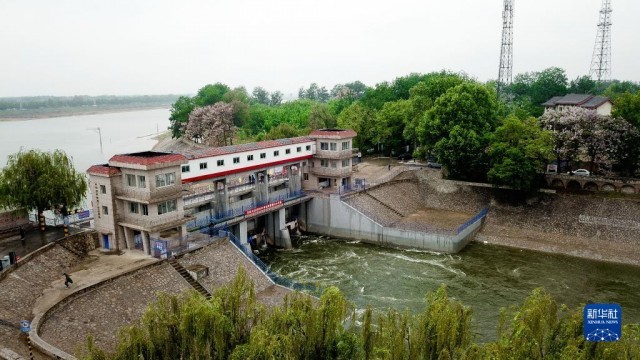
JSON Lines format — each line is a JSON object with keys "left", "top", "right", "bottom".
{"left": 542, "top": 94, "right": 612, "bottom": 116}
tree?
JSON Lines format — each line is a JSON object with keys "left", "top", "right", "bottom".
{"left": 420, "top": 82, "right": 498, "bottom": 180}
{"left": 269, "top": 91, "right": 283, "bottom": 106}
{"left": 223, "top": 87, "right": 250, "bottom": 128}
{"left": 307, "top": 104, "right": 336, "bottom": 130}
{"left": 509, "top": 67, "right": 568, "bottom": 116}
{"left": 488, "top": 116, "right": 553, "bottom": 192}
{"left": 252, "top": 87, "right": 270, "bottom": 105}
{"left": 0, "top": 150, "right": 88, "bottom": 231}
{"left": 375, "top": 100, "right": 411, "bottom": 154}
{"left": 260, "top": 123, "right": 304, "bottom": 141}
{"left": 337, "top": 102, "right": 375, "bottom": 149}
{"left": 168, "top": 96, "right": 195, "bottom": 138}
{"left": 568, "top": 75, "right": 597, "bottom": 94}
{"left": 539, "top": 108, "right": 584, "bottom": 172}
{"left": 183, "top": 102, "right": 236, "bottom": 147}
{"left": 194, "top": 83, "right": 230, "bottom": 107}
{"left": 612, "top": 90, "right": 640, "bottom": 128}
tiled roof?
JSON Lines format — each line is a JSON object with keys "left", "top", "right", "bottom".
{"left": 555, "top": 94, "right": 593, "bottom": 105}
{"left": 542, "top": 96, "right": 563, "bottom": 106}
{"left": 87, "top": 164, "right": 121, "bottom": 176}
{"left": 182, "top": 137, "right": 314, "bottom": 159}
{"left": 309, "top": 129, "right": 357, "bottom": 138}
{"left": 109, "top": 152, "right": 187, "bottom": 166}
{"left": 542, "top": 94, "right": 611, "bottom": 108}
{"left": 582, "top": 96, "right": 610, "bottom": 108}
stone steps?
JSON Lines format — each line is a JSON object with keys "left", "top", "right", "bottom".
{"left": 168, "top": 259, "right": 211, "bottom": 299}
{"left": 364, "top": 193, "right": 404, "bottom": 218}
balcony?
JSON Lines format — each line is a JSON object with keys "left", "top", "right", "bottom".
{"left": 118, "top": 212, "right": 192, "bottom": 232}
{"left": 310, "top": 166, "right": 352, "bottom": 177}
{"left": 116, "top": 184, "right": 188, "bottom": 202}
{"left": 314, "top": 149, "right": 352, "bottom": 159}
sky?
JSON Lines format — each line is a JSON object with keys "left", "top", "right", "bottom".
{"left": 1, "top": 0, "right": 639, "bottom": 98}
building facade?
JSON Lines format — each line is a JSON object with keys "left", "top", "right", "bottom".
{"left": 542, "top": 94, "right": 613, "bottom": 116}
{"left": 87, "top": 151, "right": 190, "bottom": 255}
{"left": 304, "top": 129, "right": 356, "bottom": 190}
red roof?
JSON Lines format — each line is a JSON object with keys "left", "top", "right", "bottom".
{"left": 183, "top": 137, "right": 314, "bottom": 160}
{"left": 87, "top": 165, "right": 121, "bottom": 176}
{"left": 309, "top": 129, "right": 357, "bottom": 138}
{"left": 109, "top": 152, "right": 187, "bottom": 166}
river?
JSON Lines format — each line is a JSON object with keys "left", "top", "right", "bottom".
{"left": 0, "top": 109, "right": 171, "bottom": 206}
{"left": 261, "top": 236, "right": 640, "bottom": 341}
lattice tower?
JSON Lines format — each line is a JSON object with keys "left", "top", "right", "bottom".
{"left": 590, "top": 0, "right": 612, "bottom": 82}
{"left": 497, "top": 0, "right": 514, "bottom": 96}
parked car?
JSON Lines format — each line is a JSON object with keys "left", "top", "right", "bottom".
{"left": 426, "top": 159, "right": 441, "bottom": 169}
{"left": 569, "top": 169, "right": 590, "bottom": 176}
{"left": 397, "top": 153, "right": 412, "bottom": 161}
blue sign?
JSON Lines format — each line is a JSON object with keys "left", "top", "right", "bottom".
{"left": 20, "top": 320, "right": 30, "bottom": 333}
{"left": 584, "top": 304, "right": 622, "bottom": 342}
{"left": 78, "top": 210, "right": 90, "bottom": 219}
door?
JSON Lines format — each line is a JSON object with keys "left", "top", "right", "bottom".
{"left": 103, "top": 234, "right": 110, "bottom": 249}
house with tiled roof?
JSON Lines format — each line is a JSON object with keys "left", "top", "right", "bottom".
{"left": 542, "top": 94, "right": 612, "bottom": 116}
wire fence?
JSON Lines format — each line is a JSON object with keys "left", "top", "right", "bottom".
{"left": 456, "top": 207, "right": 489, "bottom": 235}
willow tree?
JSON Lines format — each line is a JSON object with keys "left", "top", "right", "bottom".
{"left": 0, "top": 149, "right": 87, "bottom": 231}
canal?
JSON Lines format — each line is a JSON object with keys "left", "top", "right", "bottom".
{"left": 261, "top": 236, "right": 640, "bottom": 341}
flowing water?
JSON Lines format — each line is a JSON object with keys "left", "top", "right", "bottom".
{"left": 261, "top": 236, "right": 640, "bottom": 341}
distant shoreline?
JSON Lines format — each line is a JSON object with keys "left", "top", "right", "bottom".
{"left": 0, "top": 105, "right": 170, "bottom": 122}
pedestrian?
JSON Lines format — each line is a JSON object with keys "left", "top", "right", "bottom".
{"left": 19, "top": 227, "right": 26, "bottom": 246}
{"left": 388, "top": 164, "right": 391, "bottom": 171}
{"left": 63, "top": 272, "right": 73, "bottom": 288}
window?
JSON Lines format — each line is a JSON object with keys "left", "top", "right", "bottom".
{"left": 233, "top": 157, "right": 240, "bottom": 164}
{"left": 306, "top": 145, "right": 311, "bottom": 151}
{"left": 331, "top": 161, "right": 337, "bottom": 168}
{"left": 142, "top": 204, "right": 149, "bottom": 216}
{"left": 138, "top": 175, "right": 146, "bottom": 188}
{"left": 342, "top": 141, "right": 350, "bottom": 150}
{"left": 217, "top": 159, "right": 224, "bottom": 166}
{"left": 320, "top": 142, "right": 328, "bottom": 150}
{"left": 274, "top": 150, "right": 279, "bottom": 157}
{"left": 330, "top": 143, "right": 337, "bottom": 151}
{"left": 297, "top": 147, "right": 301, "bottom": 152}
{"left": 155, "top": 172, "right": 176, "bottom": 187}
{"left": 129, "top": 202, "right": 139, "bottom": 214}
{"left": 199, "top": 162, "right": 208, "bottom": 170}
{"left": 303, "top": 173, "right": 309, "bottom": 180}
{"left": 247, "top": 154, "right": 254, "bottom": 161}
{"left": 302, "top": 161, "right": 307, "bottom": 166}
{"left": 99, "top": 185, "right": 106, "bottom": 194}
{"left": 260, "top": 152, "right": 266, "bottom": 159}
{"left": 157, "top": 199, "right": 177, "bottom": 215}
{"left": 126, "top": 174, "right": 136, "bottom": 187}
{"left": 285, "top": 148, "right": 291, "bottom": 154}
{"left": 181, "top": 165, "right": 190, "bottom": 173}
{"left": 342, "top": 159, "right": 350, "bottom": 167}
{"left": 321, "top": 159, "right": 329, "bottom": 167}
{"left": 102, "top": 206, "right": 108, "bottom": 215}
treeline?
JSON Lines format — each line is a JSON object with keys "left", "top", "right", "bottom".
{"left": 0, "top": 94, "right": 180, "bottom": 111}
{"left": 81, "top": 269, "right": 639, "bottom": 360}
{"left": 170, "top": 69, "right": 640, "bottom": 191}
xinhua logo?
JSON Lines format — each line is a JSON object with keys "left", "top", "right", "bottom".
{"left": 584, "top": 304, "right": 622, "bottom": 342}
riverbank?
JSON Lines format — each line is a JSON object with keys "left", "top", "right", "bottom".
{"left": 0, "top": 105, "right": 170, "bottom": 121}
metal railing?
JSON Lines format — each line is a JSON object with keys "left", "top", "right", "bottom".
{"left": 456, "top": 207, "right": 489, "bottom": 235}
{"left": 28, "top": 209, "right": 94, "bottom": 226}
{"left": 310, "top": 166, "right": 352, "bottom": 177}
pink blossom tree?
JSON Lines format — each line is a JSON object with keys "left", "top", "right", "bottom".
{"left": 183, "top": 102, "right": 236, "bottom": 147}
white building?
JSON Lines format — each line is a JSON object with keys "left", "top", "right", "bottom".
{"left": 542, "top": 94, "right": 613, "bottom": 116}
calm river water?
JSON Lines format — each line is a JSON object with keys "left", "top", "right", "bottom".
{"left": 0, "top": 109, "right": 170, "bottom": 206}
{"left": 262, "top": 237, "right": 640, "bottom": 341}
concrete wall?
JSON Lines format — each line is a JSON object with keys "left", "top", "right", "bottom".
{"left": 307, "top": 195, "right": 478, "bottom": 253}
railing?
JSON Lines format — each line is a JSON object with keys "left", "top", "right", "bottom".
{"left": 456, "top": 207, "right": 489, "bottom": 235}
{"left": 28, "top": 210, "right": 94, "bottom": 226}
{"left": 117, "top": 183, "right": 188, "bottom": 201}
{"left": 119, "top": 213, "right": 189, "bottom": 229}
{"left": 310, "top": 166, "right": 352, "bottom": 177}
{"left": 221, "top": 226, "right": 317, "bottom": 293}
{"left": 184, "top": 193, "right": 216, "bottom": 207}
{"left": 315, "top": 149, "right": 353, "bottom": 159}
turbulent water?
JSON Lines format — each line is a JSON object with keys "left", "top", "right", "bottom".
{"left": 261, "top": 236, "right": 640, "bottom": 341}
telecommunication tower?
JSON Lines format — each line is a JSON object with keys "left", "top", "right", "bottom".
{"left": 497, "top": 0, "right": 514, "bottom": 96}
{"left": 589, "top": 0, "right": 612, "bottom": 82}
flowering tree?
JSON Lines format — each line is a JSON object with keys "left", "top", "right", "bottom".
{"left": 539, "top": 108, "right": 583, "bottom": 171}
{"left": 183, "top": 102, "right": 236, "bottom": 147}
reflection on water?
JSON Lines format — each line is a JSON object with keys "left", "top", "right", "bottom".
{"left": 261, "top": 237, "right": 640, "bottom": 341}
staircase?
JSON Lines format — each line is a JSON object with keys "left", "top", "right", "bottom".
{"left": 168, "top": 259, "right": 211, "bottom": 299}
{"left": 364, "top": 193, "right": 403, "bottom": 218}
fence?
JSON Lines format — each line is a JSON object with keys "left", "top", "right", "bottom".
{"left": 28, "top": 209, "right": 93, "bottom": 227}
{"left": 221, "top": 226, "right": 318, "bottom": 294}
{"left": 456, "top": 207, "right": 489, "bottom": 235}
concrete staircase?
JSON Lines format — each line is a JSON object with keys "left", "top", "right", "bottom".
{"left": 364, "top": 193, "right": 403, "bottom": 218}
{"left": 168, "top": 259, "right": 211, "bottom": 299}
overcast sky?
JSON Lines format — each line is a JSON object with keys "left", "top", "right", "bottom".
{"left": 1, "top": 0, "right": 638, "bottom": 97}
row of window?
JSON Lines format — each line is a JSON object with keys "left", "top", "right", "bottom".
{"left": 319, "top": 159, "right": 351, "bottom": 168}
{"left": 101, "top": 199, "right": 178, "bottom": 217}
{"left": 320, "top": 141, "right": 350, "bottom": 151}
{"left": 124, "top": 172, "right": 176, "bottom": 188}
{"left": 183, "top": 145, "right": 312, "bottom": 173}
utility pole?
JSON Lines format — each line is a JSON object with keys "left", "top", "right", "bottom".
{"left": 590, "top": 0, "right": 612, "bottom": 82}
{"left": 497, "top": 0, "right": 515, "bottom": 99}
{"left": 87, "top": 127, "right": 103, "bottom": 155}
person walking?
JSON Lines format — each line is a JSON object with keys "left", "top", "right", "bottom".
{"left": 63, "top": 273, "right": 73, "bottom": 288}
{"left": 19, "top": 227, "right": 26, "bottom": 246}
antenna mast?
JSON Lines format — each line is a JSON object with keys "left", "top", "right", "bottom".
{"left": 497, "top": 0, "right": 514, "bottom": 97}
{"left": 590, "top": 0, "right": 612, "bottom": 82}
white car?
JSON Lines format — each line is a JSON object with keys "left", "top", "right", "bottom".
{"left": 570, "top": 169, "right": 590, "bottom": 176}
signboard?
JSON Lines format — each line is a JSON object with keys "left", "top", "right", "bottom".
{"left": 244, "top": 200, "right": 284, "bottom": 216}
{"left": 584, "top": 304, "right": 622, "bottom": 342}
{"left": 546, "top": 164, "right": 558, "bottom": 174}
{"left": 20, "top": 320, "right": 30, "bottom": 333}
{"left": 64, "top": 216, "right": 70, "bottom": 226}
{"left": 78, "top": 210, "right": 90, "bottom": 219}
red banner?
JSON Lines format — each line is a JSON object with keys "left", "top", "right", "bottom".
{"left": 244, "top": 200, "right": 284, "bottom": 216}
